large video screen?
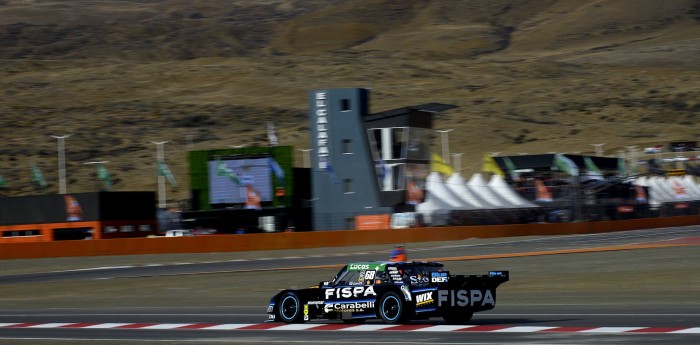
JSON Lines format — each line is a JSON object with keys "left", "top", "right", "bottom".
{"left": 208, "top": 157, "right": 272, "bottom": 205}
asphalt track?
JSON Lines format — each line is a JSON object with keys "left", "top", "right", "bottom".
{"left": 0, "top": 226, "right": 699, "bottom": 344}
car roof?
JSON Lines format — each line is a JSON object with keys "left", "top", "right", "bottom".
{"left": 344, "top": 261, "right": 443, "bottom": 271}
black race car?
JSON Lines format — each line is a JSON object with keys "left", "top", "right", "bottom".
{"left": 266, "top": 261, "right": 508, "bottom": 324}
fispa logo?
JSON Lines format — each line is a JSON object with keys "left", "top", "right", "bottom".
{"left": 431, "top": 272, "right": 449, "bottom": 283}
{"left": 437, "top": 290, "right": 495, "bottom": 307}
{"left": 324, "top": 301, "right": 375, "bottom": 313}
{"left": 325, "top": 286, "right": 376, "bottom": 299}
{"left": 415, "top": 291, "right": 434, "bottom": 306}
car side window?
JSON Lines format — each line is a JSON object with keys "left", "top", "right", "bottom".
{"left": 372, "top": 271, "right": 389, "bottom": 285}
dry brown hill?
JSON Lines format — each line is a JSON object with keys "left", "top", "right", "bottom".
{"left": 1, "top": 0, "right": 699, "bottom": 202}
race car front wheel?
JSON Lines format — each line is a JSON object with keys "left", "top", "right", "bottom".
{"left": 277, "top": 292, "right": 306, "bottom": 324}
{"left": 378, "top": 292, "right": 405, "bottom": 324}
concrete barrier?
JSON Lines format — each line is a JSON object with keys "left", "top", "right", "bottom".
{"left": 1, "top": 215, "right": 698, "bottom": 260}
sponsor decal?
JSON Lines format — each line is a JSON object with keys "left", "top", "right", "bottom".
{"left": 324, "top": 301, "right": 375, "bottom": 313}
{"left": 409, "top": 275, "right": 429, "bottom": 284}
{"left": 303, "top": 304, "right": 309, "bottom": 321}
{"left": 266, "top": 305, "right": 274, "bottom": 313}
{"left": 268, "top": 314, "right": 275, "bottom": 321}
{"left": 400, "top": 285, "right": 412, "bottom": 301}
{"left": 325, "top": 286, "right": 376, "bottom": 299}
{"left": 364, "top": 270, "right": 376, "bottom": 280}
{"left": 307, "top": 301, "right": 324, "bottom": 305}
{"left": 415, "top": 291, "right": 434, "bottom": 306}
{"left": 348, "top": 263, "right": 383, "bottom": 271}
{"left": 437, "top": 290, "right": 495, "bottom": 307}
{"left": 431, "top": 272, "right": 449, "bottom": 283}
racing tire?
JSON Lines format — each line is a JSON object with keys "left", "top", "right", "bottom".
{"left": 378, "top": 292, "right": 406, "bottom": 324}
{"left": 442, "top": 311, "right": 473, "bottom": 325}
{"left": 276, "top": 292, "right": 306, "bottom": 324}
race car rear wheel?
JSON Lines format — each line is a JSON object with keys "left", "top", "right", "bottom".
{"left": 442, "top": 311, "right": 473, "bottom": 325}
{"left": 277, "top": 292, "right": 305, "bottom": 324}
{"left": 378, "top": 292, "right": 405, "bottom": 324}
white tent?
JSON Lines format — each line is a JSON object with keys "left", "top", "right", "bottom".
{"left": 634, "top": 176, "right": 649, "bottom": 187}
{"left": 467, "top": 173, "right": 515, "bottom": 208}
{"left": 665, "top": 176, "right": 695, "bottom": 200}
{"left": 488, "top": 174, "right": 539, "bottom": 208}
{"left": 416, "top": 172, "right": 468, "bottom": 226}
{"left": 649, "top": 176, "right": 676, "bottom": 204}
{"left": 445, "top": 173, "right": 493, "bottom": 209}
{"left": 424, "top": 172, "right": 474, "bottom": 209}
{"left": 681, "top": 175, "right": 700, "bottom": 198}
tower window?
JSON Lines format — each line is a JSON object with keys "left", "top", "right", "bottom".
{"left": 341, "top": 99, "right": 351, "bottom": 111}
{"left": 343, "top": 178, "right": 353, "bottom": 193}
{"left": 342, "top": 139, "right": 352, "bottom": 154}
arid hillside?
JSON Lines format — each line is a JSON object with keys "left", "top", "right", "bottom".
{"left": 1, "top": 0, "right": 699, "bottom": 201}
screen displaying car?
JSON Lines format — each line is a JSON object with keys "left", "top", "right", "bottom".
{"left": 267, "top": 261, "right": 508, "bottom": 324}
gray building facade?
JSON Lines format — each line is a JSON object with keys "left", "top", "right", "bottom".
{"left": 309, "top": 88, "right": 454, "bottom": 230}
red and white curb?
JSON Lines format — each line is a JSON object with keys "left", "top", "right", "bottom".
{"left": 0, "top": 323, "right": 699, "bottom": 334}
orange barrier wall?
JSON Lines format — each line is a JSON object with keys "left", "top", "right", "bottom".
{"left": 355, "top": 214, "right": 391, "bottom": 230}
{"left": 0, "top": 215, "right": 698, "bottom": 260}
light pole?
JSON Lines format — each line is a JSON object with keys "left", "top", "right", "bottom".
{"left": 625, "top": 145, "right": 638, "bottom": 175}
{"left": 152, "top": 141, "right": 168, "bottom": 209}
{"left": 51, "top": 134, "right": 71, "bottom": 194}
{"left": 83, "top": 161, "right": 109, "bottom": 191}
{"left": 297, "top": 149, "right": 313, "bottom": 168}
{"left": 591, "top": 143, "right": 606, "bottom": 157}
{"left": 436, "top": 129, "right": 453, "bottom": 164}
{"left": 451, "top": 153, "right": 464, "bottom": 173}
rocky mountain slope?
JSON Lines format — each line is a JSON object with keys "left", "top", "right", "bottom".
{"left": 1, "top": 0, "right": 699, "bottom": 201}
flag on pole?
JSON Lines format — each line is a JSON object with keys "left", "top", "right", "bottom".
{"left": 31, "top": 163, "right": 48, "bottom": 188}
{"left": 97, "top": 163, "right": 112, "bottom": 190}
{"left": 553, "top": 153, "right": 579, "bottom": 176}
{"left": 216, "top": 159, "right": 240, "bottom": 185}
{"left": 157, "top": 161, "right": 177, "bottom": 187}
{"left": 267, "top": 122, "right": 278, "bottom": 146}
{"left": 269, "top": 158, "right": 285, "bottom": 186}
{"left": 431, "top": 153, "right": 454, "bottom": 177}
{"left": 617, "top": 158, "right": 627, "bottom": 177}
{"left": 503, "top": 157, "right": 518, "bottom": 180}
{"left": 482, "top": 154, "right": 505, "bottom": 178}
{"left": 583, "top": 156, "right": 604, "bottom": 181}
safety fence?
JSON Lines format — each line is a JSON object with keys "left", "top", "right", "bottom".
{"left": 0, "top": 215, "right": 698, "bottom": 260}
